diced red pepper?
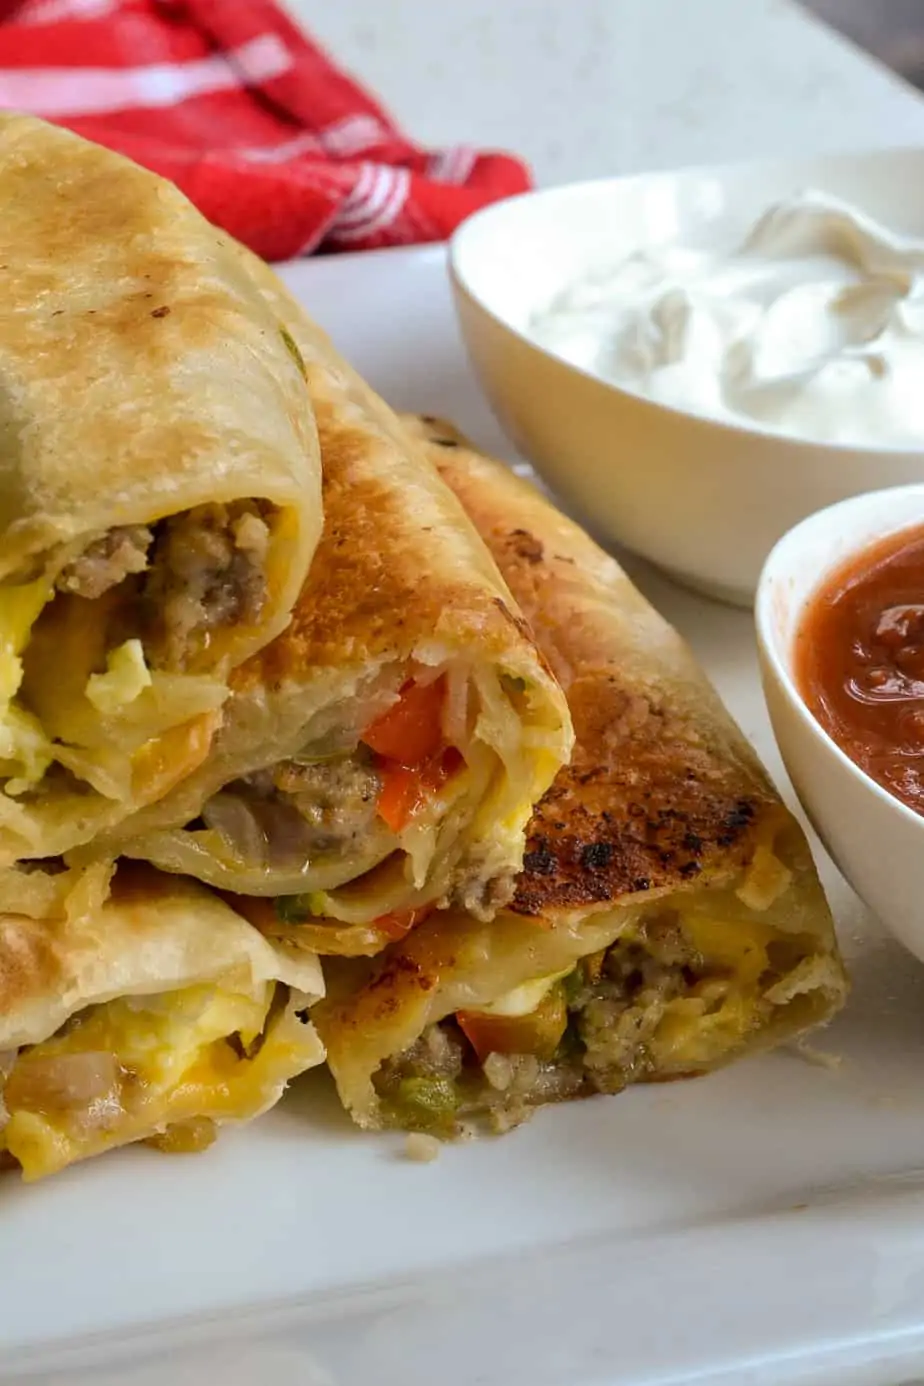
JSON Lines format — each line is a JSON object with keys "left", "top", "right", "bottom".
{"left": 375, "top": 746, "right": 464, "bottom": 833}
{"left": 362, "top": 677, "right": 445, "bottom": 767}
{"left": 457, "top": 986, "right": 569, "bottom": 1062}
{"left": 373, "top": 903, "right": 436, "bottom": 942}
{"left": 376, "top": 763, "right": 421, "bottom": 833}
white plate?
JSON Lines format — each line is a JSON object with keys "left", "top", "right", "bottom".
{"left": 4, "top": 248, "right": 924, "bottom": 1386}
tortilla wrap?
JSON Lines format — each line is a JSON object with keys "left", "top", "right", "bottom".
{"left": 0, "top": 865, "right": 323, "bottom": 1180}
{"left": 316, "top": 418, "right": 848, "bottom": 1133}
{"left": 0, "top": 114, "right": 321, "bottom": 864}
{"left": 112, "top": 256, "right": 572, "bottom": 941}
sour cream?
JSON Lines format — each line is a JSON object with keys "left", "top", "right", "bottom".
{"left": 529, "top": 190, "right": 924, "bottom": 448}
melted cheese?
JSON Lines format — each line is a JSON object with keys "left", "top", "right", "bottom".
{"left": 678, "top": 910, "right": 777, "bottom": 988}
{"left": 646, "top": 909, "right": 777, "bottom": 1068}
{"left": 0, "top": 574, "right": 226, "bottom": 801}
{"left": 1, "top": 980, "right": 320, "bottom": 1181}
{"left": 0, "top": 578, "right": 53, "bottom": 789}
{"left": 470, "top": 908, "right": 778, "bottom": 1070}
{"left": 130, "top": 710, "right": 222, "bottom": 804}
{"left": 0, "top": 578, "right": 49, "bottom": 695}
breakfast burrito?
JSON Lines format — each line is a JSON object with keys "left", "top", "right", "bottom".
{"left": 315, "top": 418, "right": 848, "bottom": 1134}
{"left": 0, "top": 114, "right": 321, "bottom": 865}
{"left": 111, "top": 257, "right": 573, "bottom": 942}
{"left": 0, "top": 864, "right": 324, "bottom": 1181}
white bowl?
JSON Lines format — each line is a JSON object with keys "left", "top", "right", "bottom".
{"left": 756, "top": 485, "right": 924, "bottom": 962}
{"left": 449, "top": 149, "right": 924, "bottom": 607}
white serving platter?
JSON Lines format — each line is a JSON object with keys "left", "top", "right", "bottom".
{"left": 3, "top": 246, "right": 924, "bottom": 1386}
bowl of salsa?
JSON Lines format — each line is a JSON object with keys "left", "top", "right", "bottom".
{"left": 756, "top": 484, "right": 924, "bottom": 963}
{"left": 798, "top": 528, "right": 924, "bottom": 817}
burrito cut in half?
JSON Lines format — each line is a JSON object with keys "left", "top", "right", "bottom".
{"left": 315, "top": 418, "right": 848, "bottom": 1134}
{"left": 0, "top": 865, "right": 324, "bottom": 1181}
{"left": 0, "top": 115, "right": 321, "bottom": 865}
{"left": 115, "top": 258, "right": 573, "bottom": 947}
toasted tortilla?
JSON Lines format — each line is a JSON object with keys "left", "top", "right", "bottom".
{"left": 0, "top": 865, "right": 323, "bottom": 1180}
{"left": 109, "top": 254, "right": 572, "bottom": 939}
{"left": 315, "top": 418, "right": 847, "bottom": 1132}
{"left": 0, "top": 114, "right": 321, "bottom": 864}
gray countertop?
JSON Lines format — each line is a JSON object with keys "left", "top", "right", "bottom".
{"left": 283, "top": 0, "right": 924, "bottom": 183}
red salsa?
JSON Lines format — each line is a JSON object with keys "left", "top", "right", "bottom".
{"left": 797, "top": 525, "right": 924, "bottom": 815}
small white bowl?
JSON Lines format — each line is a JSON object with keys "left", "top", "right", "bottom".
{"left": 449, "top": 149, "right": 924, "bottom": 607}
{"left": 756, "top": 485, "right": 924, "bottom": 962}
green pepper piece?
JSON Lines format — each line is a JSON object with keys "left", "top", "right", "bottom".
{"left": 395, "top": 1076, "right": 458, "bottom": 1132}
{"left": 275, "top": 895, "right": 313, "bottom": 924}
{"left": 563, "top": 966, "right": 585, "bottom": 1006}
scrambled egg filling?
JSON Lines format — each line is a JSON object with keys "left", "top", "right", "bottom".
{"left": 0, "top": 575, "right": 225, "bottom": 807}
{"left": 1, "top": 980, "right": 317, "bottom": 1181}
{"left": 84, "top": 638, "right": 152, "bottom": 714}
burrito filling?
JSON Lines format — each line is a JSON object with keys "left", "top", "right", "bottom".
{"left": 184, "top": 666, "right": 562, "bottom": 934}
{"left": 0, "top": 501, "right": 277, "bottom": 813}
{"left": 0, "top": 977, "right": 317, "bottom": 1181}
{"left": 54, "top": 501, "right": 272, "bottom": 668}
{"left": 372, "top": 892, "right": 819, "bottom": 1135}
{"left": 205, "top": 749, "right": 384, "bottom": 866}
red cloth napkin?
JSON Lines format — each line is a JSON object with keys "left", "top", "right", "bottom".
{"left": 0, "top": 0, "right": 531, "bottom": 259}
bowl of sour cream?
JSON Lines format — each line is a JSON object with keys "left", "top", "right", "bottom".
{"left": 449, "top": 150, "right": 924, "bottom": 605}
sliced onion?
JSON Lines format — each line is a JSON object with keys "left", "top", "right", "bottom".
{"left": 442, "top": 666, "right": 469, "bottom": 747}
{"left": 9, "top": 1050, "right": 121, "bottom": 1114}
{"left": 204, "top": 789, "right": 330, "bottom": 870}
{"left": 203, "top": 792, "right": 270, "bottom": 867}
{"left": 289, "top": 729, "right": 360, "bottom": 765}
{"left": 147, "top": 1117, "right": 218, "bottom": 1154}
{"left": 250, "top": 798, "right": 319, "bottom": 870}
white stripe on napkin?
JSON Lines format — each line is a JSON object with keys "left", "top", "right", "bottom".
{"left": 428, "top": 145, "right": 476, "bottom": 185}
{"left": 331, "top": 166, "right": 410, "bottom": 243}
{"left": 0, "top": 33, "right": 292, "bottom": 117}
{"left": 16, "top": 0, "right": 118, "bottom": 26}
{"left": 236, "top": 114, "right": 387, "bottom": 165}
